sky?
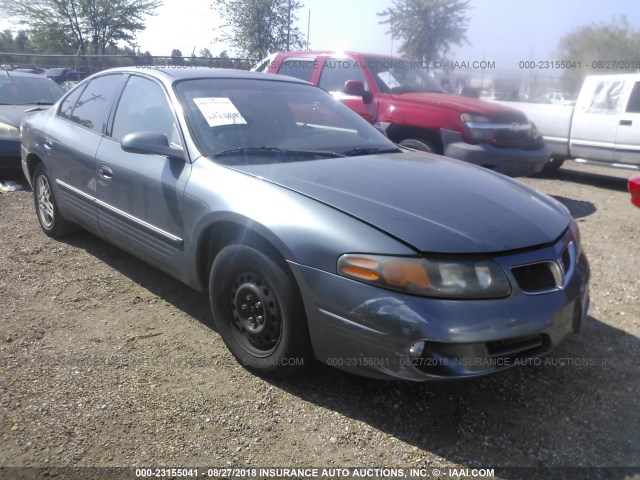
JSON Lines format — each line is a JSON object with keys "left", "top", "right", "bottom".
{"left": 2, "top": 0, "right": 639, "bottom": 72}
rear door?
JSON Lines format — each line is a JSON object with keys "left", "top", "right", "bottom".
{"left": 613, "top": 81, "right": 640, "bottom": 166}
{"left": 46, "top": 74, "right": 125, "bottom": 231}
{"left": 569, "top": 77, "right": 625, "bottom": 163}
{"left": 95, "top": 75, "right": 190, "bottom": 269}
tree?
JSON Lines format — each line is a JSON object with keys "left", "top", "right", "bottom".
{"left": 378, "top": 0, "right": 471, "bottom": 67}
{"left": 556, "top": 15, "right": 640, "bottom": 92}
{"left": 213, "top": 0, "right": 306, "bottom": 59}
{"left": 1, "top": 0, "right": 88, "bottom": 55}
{"left": 83, "top": 0, "right": 162, "bottom": 56}
{"left": 171, "top": 48, "right": 184, "bottom": 65}
{"left": 199, "top": 47, "right": 213, "bottom": 58}
{"left": 0, "top": 0, "right": 161, "bottom": 57}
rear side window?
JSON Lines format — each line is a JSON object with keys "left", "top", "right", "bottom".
{"left": 58, "top": 85, "right": 86, "bottom": 120}
{"left": 64, "top": 74, "right": 123, "bottom": 133}
{"left": 626, "top": 82, "right": 640, "bottom": 113}
{"left": 278, "top": 59, "right": 316, "bottom": 82}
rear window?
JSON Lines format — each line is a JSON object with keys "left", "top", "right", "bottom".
{"left": 0, "top": 76, "right": 64, "bottom": 105}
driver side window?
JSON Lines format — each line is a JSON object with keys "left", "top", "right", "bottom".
{"left": 318, "top": 58, "right": 369, "bottom": 94}
{"left": 111, "top": 75, "right": 182, "bottom": 147}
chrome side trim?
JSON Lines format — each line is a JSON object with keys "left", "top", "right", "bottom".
{"left": 56, "top": 179, "right": 95, "bottom": 202}
{"left": 56, "top": 179, "right": 183, "bottom": 245}
{"left": 95, "top": 199, "right": 183, "bottom": 245}
{"left": 573, "top": 158, "right": 639, "bottom": 170}
{"left": 542, "top": 135, "right": 569, "bottom": 144}
{"left": 570, "top": 139, "right": 615, "bottom": 150}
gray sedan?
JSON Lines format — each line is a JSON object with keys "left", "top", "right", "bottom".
{"left": 21, "top": 67, "right": 590, "bottom": 381}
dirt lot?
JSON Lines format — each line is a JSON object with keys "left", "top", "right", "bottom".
{"left": 0, "top": 163, "right": 638, "bottom": 478}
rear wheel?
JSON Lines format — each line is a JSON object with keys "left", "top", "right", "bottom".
{"left": 209, "top": 244, "right": 311, "bottom": 378}
{"left": 541, "top": 157, "right": 565, "bottom": 174}
{"left": 32, "top": 164, "right": 77, "bottom": 238}
{"left": 399, "top": 138, "right": 439, "bottom": 153}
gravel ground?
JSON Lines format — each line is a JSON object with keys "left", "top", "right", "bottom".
{"left": 0, "top": 163, "right": 638, "bottom": 478}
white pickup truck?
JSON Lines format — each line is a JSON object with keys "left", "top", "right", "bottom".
{"left": 498, "top": 74, "right": 640, "bottom": 172}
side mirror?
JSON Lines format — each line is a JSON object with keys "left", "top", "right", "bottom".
{"left": 344, "top": 80, "right": 373, "bottom": 105}
{"left": 121, "top": 131, "right": 185, "bottom": 160}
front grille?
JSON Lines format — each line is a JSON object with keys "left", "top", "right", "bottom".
{"left": 411, "top": 334, "right": 551, "bottom": 377}
{"left": 494, "top": 128, "right": 531, "bottom": 145}
{"left": 511, "top": 262, "right": 558, "bottom": 292}
{"left": 487, "top": 335, "right": 548, "bottom": 359}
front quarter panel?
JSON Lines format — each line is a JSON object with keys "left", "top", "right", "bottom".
{"left": 181, "top": 158, "right": 416, "bottom": 289}
{"left": 21, "top": 108, "right": 56, "bottom": 186}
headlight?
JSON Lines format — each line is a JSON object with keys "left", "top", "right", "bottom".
{"left": 0, "top": 122, "right": 20, "bottom": 139}
{"left": 568, "top": 218, "right": 581, "bottom": 255}
{"left": 461, "top": 113, "right": 496, "bottom": 142}
{"left": 337, "top": 254, "right": 511, "bottom": 299}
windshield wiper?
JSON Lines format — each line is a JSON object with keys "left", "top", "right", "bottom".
{"left": 342, "top": 147, "right": 401, "bottom": 157}
{"left": 214, "top": 146, "right": 345, "bottom": 159}
{"left": 33, "top": 101, "right": 55, "bottom": 105}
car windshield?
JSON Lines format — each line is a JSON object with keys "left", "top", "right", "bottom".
{"left": 45, "top": 68, "right": 66, "bottom": 76}
{"left": 365, "top": 57, "right": 445, "bottom": 94}
{"left": 175, "top": 78, "right": 400, "bottom": 162}
{"left": 0, "top": 76, "right": 65, "bottom": 105}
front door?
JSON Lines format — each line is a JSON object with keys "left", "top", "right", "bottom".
{"left": 95, "top": 75, "right": 190, "bottom": 269}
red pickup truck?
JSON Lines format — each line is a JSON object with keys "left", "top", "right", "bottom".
{"left": 255, "top": 51, "right": 551, "bottom": 176}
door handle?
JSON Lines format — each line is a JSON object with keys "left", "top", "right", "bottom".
{"left": 43, "top": 138, "right": 53, "bottom": 150}
{"left": 98, "top": 165, "right": 114, "bottom": 180}
{"left": 620, "top": 119, "right": 633, "bottom": 126}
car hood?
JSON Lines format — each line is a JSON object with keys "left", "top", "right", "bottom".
{"left": 0, "top": 105, "right": 44, "bottom": 128}
{"left": 393, "top": 93, "right": 528, "bottom": 122}
{"left": 227, "top": 152, "right": 569, "bottom": 253}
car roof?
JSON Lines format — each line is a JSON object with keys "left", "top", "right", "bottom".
{"left": 2, "top": 70, "right": 52, "bottom": 79}
{"left": 274, "top": 50, "right": 405, "bottom": 60}
{"left": 94, "top": 66, "right": 310, "bottom": 85}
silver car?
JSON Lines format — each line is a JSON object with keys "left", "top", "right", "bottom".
{"left": 21, "top": 67, "right": 590, "bottom": 381}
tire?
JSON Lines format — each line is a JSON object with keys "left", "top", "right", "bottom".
{"left": 209, "top": 244, "right": 312, "bottom": 378}
{"left": 398, "top": 138, "right": 439, "bottom": 153}
{"left": 541, "top": 157, "right": 565, "bottom": 174}
{"left": 32, "top": 164, "right": 77, "bottom": 238}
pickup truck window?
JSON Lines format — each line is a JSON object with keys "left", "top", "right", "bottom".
{"left": 586, "top": 80, "right": 625, "bottom": 114}
{"left": 278, "top": 59, "right": 316, "bottom": 82}
{"left": 626, "top": 82, "right": 640, "bottom": 113}
{"left": 365, "top": 57, "right": 444, "bottom": 95}
{"left": 319, "top": 58, "right": 369, "bottom": 94}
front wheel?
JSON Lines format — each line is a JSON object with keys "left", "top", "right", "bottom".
{"left": 541, "top": 157, "right": 565, "bottom": 174}
{"left": 209, "top": 244, "right": 312, "bottom": 378}
{"left": 32, "top": 164, "right": 77, "bottom": 238}
{"left": 399, "top": 138, "right": 439, "bottom": 154}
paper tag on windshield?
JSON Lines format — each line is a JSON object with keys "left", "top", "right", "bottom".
{"left": 193, "top": 97, "right": 247, "bottom": 127}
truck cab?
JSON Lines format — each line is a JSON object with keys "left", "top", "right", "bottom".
{"left": 255, "top": 51, "right": 551, "bottom": 177}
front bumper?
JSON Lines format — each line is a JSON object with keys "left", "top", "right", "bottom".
{"left": 289, "top": 234, "right": 590, "bottom": 381}
{"left": 442, "top": 130, "right": 551, "bottom": 177}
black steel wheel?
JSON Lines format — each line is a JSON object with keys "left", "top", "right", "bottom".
{"left": 209, "top": 243, "right": 311, "bottom": 377}
{"left": 399, "top": 138, "right": 438, "bottom": 153}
